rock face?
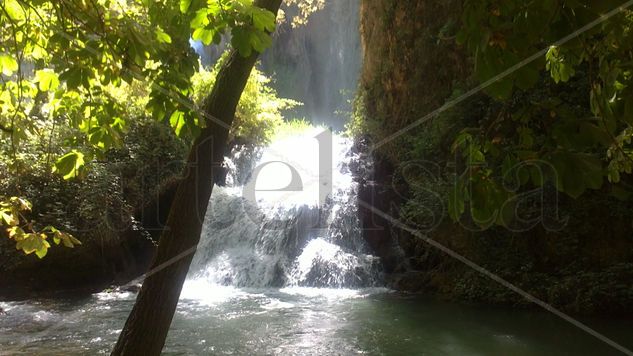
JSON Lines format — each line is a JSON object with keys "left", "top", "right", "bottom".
{"left": 351, "top": 137, "right": 405, "bottom": 274}
{"left": 354, "top": 0, "right": 466, "bottom": 275}
{"left": 354, "top": 0, "right": 633, "bottom": 315}
{"left": 358, "top": 0, "right": 468, "bottom": 151}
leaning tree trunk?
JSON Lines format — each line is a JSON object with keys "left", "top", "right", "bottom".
{"left": 111, "top": 1, "right": 282, "bottom": 354}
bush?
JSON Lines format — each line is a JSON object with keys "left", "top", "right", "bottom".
{"left": 192, "top": 52, "right": 300, "bottom": 148}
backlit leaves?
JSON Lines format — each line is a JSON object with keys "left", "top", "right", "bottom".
{"left": 180, "top": 0, "right": 193, "bottom": 14}
{"left": 546, "top": 46, "right": 577, "bottom": 83}
{"left": 1, "top": 197, "right": 80, "bottom": 259}
{"left": 53, "top": 150, "right": 85, "bottom": 180}
{"left": 35, "top": 69, "right": 60, "bottom": 92}
{"left": 14, "top": 230, "right": 51, "bottom": 259}
{"left": 155, "top": 28, "right": 172, "bottom": 44}
{"left": 1, "top": 0, "right": 279, "bottom": 182}
{"left": 0, "top": 0, "right": 283, "bottom": 259}
{"left": 187, "top": 0, "right": 277, "bottom": 56}
{"left": 3, "top": 0, "right": 25, "bottom": 22}
{"left": 0, "top": 55, "right": 18, "bottom": 76}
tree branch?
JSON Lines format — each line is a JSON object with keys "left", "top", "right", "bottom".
{"left": 0, "top": 124, "right": 12, "bottom": 134}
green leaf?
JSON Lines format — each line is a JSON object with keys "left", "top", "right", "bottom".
{"left": 448, "top": 182, "right": 465, "bottom": 221}
{"left": 7, "top": 226, "right": 24, "bottom": 239}
{"left": 1, "top": 211, "right": 18, "bottom": 226}
{"left": 59, "top": 67, "right": 91, "bottom": 90}
{"left": 180, "top": 0, "right": 192, "bottom": 13}
{"left": 170, "top": 110, "right": 186, "bottom": 136}
{"left": 514, "top": 65, "right": 539, "bottom": 90}
{"left": 9, "top": 197, "right": 31, "bottom": 211}
{"left": 192, "top": 28, "right": 214, "bottom": 45}
{"left": 155, "top": 28, "right": 172, "bottom": 44}
{"left": 249, "top": 31, "right": 272, "bottom": 53}
{"left": 529, "top": 165, "right": 544, "bottom": 186}
{"left": 4, "top": 0, "right": 25, "bottom": 21}
{"left": 0, "top": 55, "right": 18, "bottom": 76}
{"left": 87, "top": 126, "right": 114, "bottom": 149}
{"left": 53, "top": 150, "right": 86, "bottom": 180}
{"left": 52, "top": 229, "right": 81, "bottom": 248}
{"left": 498, "top": 197, "right": 517, "bottom": 227}
{"left": 232, "top": 27, "right": 253, "bottom": 57}
{"left": 546, "top": 46, "right": 576, "bottom": 83}
{"left": 251, "top": 7, "right": 276, "bottom": 32}
{"left": 190, "top": 9, "right": 209, "bottom": 28}
{"left": 476, "top": 49, "right": 515, "bottom": 100}
{"left": 547, "top": 151, "right": 603, "bottom": 198}
{"left": 15, "top": 233, "right": 50, "bottom": 259}
{"left": 36, "top": 70, "right": 60, "bottom": 92}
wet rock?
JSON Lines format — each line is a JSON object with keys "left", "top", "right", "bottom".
{"left": 117, "top": 283, "right": 142, "bottom": 293}
{"left": 352, "top": 137, "right": 406, "bottom": 274}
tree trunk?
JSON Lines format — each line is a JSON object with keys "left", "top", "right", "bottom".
{"left": 111, "top": 1, "right": 282, "bottom": 354}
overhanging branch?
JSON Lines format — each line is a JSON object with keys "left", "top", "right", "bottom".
{"left": 0, "top": 124, "right": 12, "bottom": 134}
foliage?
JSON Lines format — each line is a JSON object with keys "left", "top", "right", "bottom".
{"left": 191, "top": 52, "right": 300, "bottom": 146}
{"left": 449, "top": 0, "right": 633, "bottom": 227}
{"left": 272, "top": 118, "right": 314, "bottom": 140}
{"left": 0, "top": 0, "right": 280, "bottom": 256}
{"left": 279, "top": 0, "right": 325, "bottom": 27}
{"left": 1, "top": 196, "right": 80, "bottom": 258}
{"left": 0, "top": 0, "right": 277, "bottom": 173}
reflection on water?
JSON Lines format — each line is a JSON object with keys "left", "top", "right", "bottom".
{"left": 1, "top": 289, "right": 632, "bottom": 355}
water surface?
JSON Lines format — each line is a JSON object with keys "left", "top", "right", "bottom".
{"left": 1, "top": 287, "right": 631, "bottom": 355}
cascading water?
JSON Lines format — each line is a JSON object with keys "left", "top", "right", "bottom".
{"left": 184, "top": 127, "right": 381, "bottom": 293}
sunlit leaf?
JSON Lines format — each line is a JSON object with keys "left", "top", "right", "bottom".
{"left": 180, "top": 0, "right": 192, "bottom": 13}
{"left": 170, "top": 110, "right": 186, "bottom": 136}
{"left": 155, "top": 28, "right": 172, "bottom": 44}
{"left": 15, "top": 233, "right": 50, "bottom": 259}
{"left": 53, "top": 150, "right": 86, "bottom": 180}
{"left": 0, "top": 55, "right": 18, "bottom": 76}
{"left": 36, "top": 70, "right": 60, "bottom": 92}
{"left": 4, "top": 0, "right": 25, "bottom": 21}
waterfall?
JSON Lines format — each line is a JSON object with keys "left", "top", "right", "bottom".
{"left": 185, "top": 128, "right": 381, "bottom": 290}
{"left": 260, "top": 0, "right": 361, "bottom": 129}
{"left": 194, "top": 0, "right": 361, "bottom": 130}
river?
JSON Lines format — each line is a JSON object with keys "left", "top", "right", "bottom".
{"left": 1, "top": 288, "right": 632, "bottom": 355}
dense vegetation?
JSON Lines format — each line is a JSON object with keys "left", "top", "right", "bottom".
{"left": 353, "top": 0, "right": 633, "bottom": 314}
{"left": 0, "top": 0, "right": 301, "bottom": 259}
{"left": 353, "top": 0, "right": 633, "bottom": 227}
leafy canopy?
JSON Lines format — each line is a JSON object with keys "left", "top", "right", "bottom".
{"left": 0, "top": 0, "right": 279, "bottom": 255}
{"left": 449, "top": 0, "right": 633, "bottom": 227}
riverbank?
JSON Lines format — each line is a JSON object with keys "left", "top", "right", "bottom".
{"left": 353, "top": 137, "right": 633, "bottom": 316}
